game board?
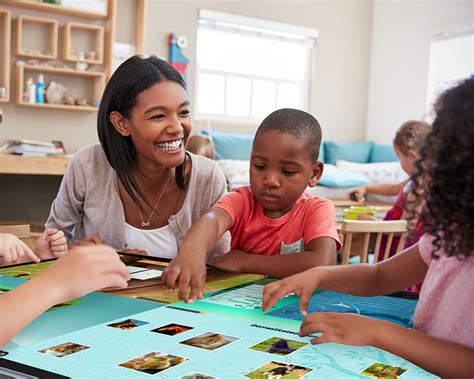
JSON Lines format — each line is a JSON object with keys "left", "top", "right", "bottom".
{"left": 2, "top": 279, "right": 436, "bottom": 378}
{"left": 0, "top": 276, "right": 160, "bottom": 352}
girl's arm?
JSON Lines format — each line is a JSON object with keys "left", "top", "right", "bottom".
{"left": 348, "top": 180, "right": 408, "bottom": 199}
{"left": 161, "top": 208, "right": 232, "bottom": 302}
{"left": 376, "top": 322, "right": 474, "bottom": 378}
{"left": 0, "top": 245, "right": 129, "bottom": 348}
{"left": 213, "top": 237, "right": 337, "bottom": 278}
{"left": 262, "top": 243, "right": 427, "bottom": 313}
{"left": 299, "top": 313, "right": 474, "bottom": 378}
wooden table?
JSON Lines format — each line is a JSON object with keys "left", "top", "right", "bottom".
{"left": 0, "top": 154, "right": 70, "bottom": 175}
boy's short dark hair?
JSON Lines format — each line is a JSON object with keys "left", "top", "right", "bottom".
{"left": 255, "top": 108, "right": 322, "bottom": 162}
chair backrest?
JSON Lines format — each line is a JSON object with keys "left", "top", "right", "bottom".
{"left": 340, "top": 220, "right": 407, "bottom": 265}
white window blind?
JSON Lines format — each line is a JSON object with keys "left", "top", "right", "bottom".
{"left": 195, "top": 9, "right": 318, "bottom": 122}
{"left": 426, "top": 31, "right": 474, "bottom": 112}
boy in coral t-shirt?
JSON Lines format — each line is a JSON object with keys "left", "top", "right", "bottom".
{"left": 162, "top": 108, "right": 341, "bottom": 302}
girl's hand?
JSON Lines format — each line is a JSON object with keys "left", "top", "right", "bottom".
{"left": 347, "top": 186, "right": 366, "bottom": 202}
{"left": 262, "top": 268, "right": 320, "bottom": 314}
{"left": 35, "top": 228, "right": 68, "bottom": 259}
{"left": 300, "top": 312, "right": 384, "bottom": 346}
{"left": 41, "top": 244, "right": 130, "bottom": 304}
{"left": 161, "top": 253, "right": 206, "bottom": 304}
{"left": 0, "top": 233, "right": 40, "bottom": 264}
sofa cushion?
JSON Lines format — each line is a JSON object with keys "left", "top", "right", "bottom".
{"left": 324, "top": 141, "right": 373, "bottom": 165}
{"left": 336, "top": 160, "right": 406, "bottom": 184}
{"left": 217, "top": 159, "right": 250, "bottom": 185}
{"left": 317, "top": 142, "right": 325, "bottom": 163}
{"left": 203, "top": 130, "right": 254, "bottom": 160}
{"left": 369, "top": 144, "right": 398, "bottom": 163}
{"left": 318, "top": 164, "right": 370, "bottom": 188}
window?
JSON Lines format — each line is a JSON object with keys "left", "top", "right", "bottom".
{"left": 426, "top": 31, "right": 474, "bottom": 113}
{"left": 195, "top": 10, "right": 318, "bottom": 123}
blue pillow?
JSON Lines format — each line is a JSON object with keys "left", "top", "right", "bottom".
{"left": 202, "top": 130, "right": 254, "bottom": 160}
{"left": 317, "top": 141, "right": 325, "bottom": 162}
{"left": 324, "top": 141, "right": 373, "bottom": 165}
{"left": 369, "top": 144, "right": 398, "bottom": 163}
{"left": 318, "top": 164, "right": 370, "bottom": 188}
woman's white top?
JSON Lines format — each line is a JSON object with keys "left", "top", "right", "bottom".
{"left": 124, "top": 223, "right": 179, "bottom": 259}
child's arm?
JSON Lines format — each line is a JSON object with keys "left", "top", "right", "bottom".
{"left": 34, "top": 228, "right": 68, "bottom": 260}
{"left": 348, "top": 180, "right": 408, "bottom": 200}
{"left": 0, "top": 245, "right": 129, "bottom": 348}
{"left": 299, "top": 313, "right": 474, "bottom": 378}
{"left": 161, "top": 208, "right": 232, "bottom": 303}
{"left": 213, "top": 237, "right": 337, "bottom": 278}
{"left": 0, "top": 233, "right": 40, "bottom": 265}
{"left": 262, "top": 242, "right": 427, "bottom": 313}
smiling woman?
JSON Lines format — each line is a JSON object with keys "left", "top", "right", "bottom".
{"left": 45, "top": 55, "right": 230, "bottom": 261}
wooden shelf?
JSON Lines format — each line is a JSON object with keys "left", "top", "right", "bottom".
{"left": 62, "top": 22, "right": 104, "bottom": 65}
{"left": 0, "top": 9, "right": 11, "bottom": 102}
{"left": 4, "top": 1, "right": 107, "bottom": 20}
{"left": 15, "top": 14, "right": 58, "bottom": 60}
{"left": 16, "top": 64, "right": 105, "bottom": 111}
{"left": 21, "top": 64, "right": 105, "bottom": 78}
{"left": 0, "top": 154, "right": 70, "bottom": 175}
{"left": 17, "top": 101, "right": 98, "bottom": 112}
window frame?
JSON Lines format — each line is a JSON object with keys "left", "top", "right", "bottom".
{"left": 193, "top": 9, "right": 317, "bottom": 124}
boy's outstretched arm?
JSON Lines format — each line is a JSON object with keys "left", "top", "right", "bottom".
{"left": 299, "top": 312, "right": 474, "bottom": 378}
{"left": 162, "top": 208, "right": 232, "bottom": 303}
{"left": 213, "top": 237, "right": 337, "bottom": 278}
{"left": 0, "top": 245, "right": 129, "bottom": 348}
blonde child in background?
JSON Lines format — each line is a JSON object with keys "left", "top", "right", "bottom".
{"left": 0, "top": 244, "right": 130, "bottom": 347}
{"left": 186, "top": 135, "right": 215, "bottom": 160}
{"left": 163, "top": 108, "right": 340, "bottom": 302}
{"left": 262, "top": 76, "right": 474, "bottom": 378}
{"left": 0, "top": 228, "right": 67, "bottom": 266}
{"left": 347, "top": 121, "right": 430, "bottom": 266}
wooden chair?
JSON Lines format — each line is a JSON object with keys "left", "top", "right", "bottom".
{"left": 339, "top": 220, "right": 407, "bottom": 265}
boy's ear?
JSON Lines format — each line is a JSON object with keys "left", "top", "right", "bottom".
{"left": 309, "top": 161, "right": 324, "bottom": 187}
{"left": 109, "top": 111, "right": 131, "bottom": 137}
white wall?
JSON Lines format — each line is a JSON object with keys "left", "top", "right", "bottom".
{"left": 366, "top": 0, "right": 474, "bottom": 144}
{"left": 144, "top": 0, "right": 373, "bottom": 142}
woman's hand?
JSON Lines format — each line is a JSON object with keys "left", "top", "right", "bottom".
{"left": 300, "top": 312, "right": 384, "bottom": 346}
{"left": 0, "top": 233, "right": 40, "bottom": 265}
{"left": 262, "top": 268, "right": 320, "bottom": 314}
{"left": 161, "top": 253, "right": 206, "bottom": 304}
{"left": 35, "top": 228, "right": 68, "bottom": 259}
{"left": 71, "top": 234, "right": 105, "bottom": 247}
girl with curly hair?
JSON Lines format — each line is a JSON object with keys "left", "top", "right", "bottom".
{"left": 262, "top": 76, "right": 474, "bottom": 378}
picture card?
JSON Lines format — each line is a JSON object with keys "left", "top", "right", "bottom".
{"left": 39, "top": 342, "right": 89, "bottom": 358}
{"left": 249, "top": 337, "right": 308, "bottom": 356}
{"left": 180, "top": 332, "right": 238, "bottom": 351}
{"left": 107, "top": 319, "right": 149, "bottom": 330}
{"left": 245, "top": 361, "right": 313, "bottom": 378}
{"left": 130, "top": 269, "right": 162, "bottom": 280}
{"left": 360, "top": 362, "right": 407, "bottom": 378}
{"left": 151, "top": 323, "right": 194, "bottom": 336}
{"left": 119, "top": 352, "right": 187, "bottom": 375}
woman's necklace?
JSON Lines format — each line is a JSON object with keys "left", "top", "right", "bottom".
{"left": 137, "top": 172, "right": 171, "bottom": 227}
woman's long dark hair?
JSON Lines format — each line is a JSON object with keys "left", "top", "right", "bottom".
{"left": 409, "top": 76, "right": 474, "bottom": 259}
{"left": 98, "top": 55, "right": 187, "bottom": 212}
